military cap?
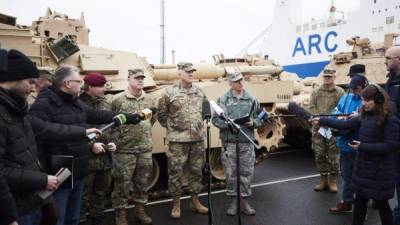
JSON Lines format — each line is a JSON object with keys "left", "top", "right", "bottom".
{"left": 228, "top": 71, "right": 243, "bottom": 82}
{"left": 322, "top": 68, "right": 336, "bottom": 77}
{"left": 39, "top": 68, "right": 53, "bottom": 81}
{"left": 177, "top": 62, "right": 196, "bottom": 72}
{"left": 128, "top": 69, "right": 146, "bottom": 78}
{"left": 348, "top": 64, "right": 365, "bottom": 77}
{"left": 84, "top": 72, "right": 107, "bottom": 86}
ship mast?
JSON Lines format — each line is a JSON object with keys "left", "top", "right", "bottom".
{"left": 160, "top": 0, "right": 166, "bottom": 64}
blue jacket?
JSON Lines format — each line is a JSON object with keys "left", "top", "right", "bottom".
{"left": 332, "top": 92, "right": 363, "bottom": 153}
{"left": 320, "top": 113, "right": 399, "bottom": 200}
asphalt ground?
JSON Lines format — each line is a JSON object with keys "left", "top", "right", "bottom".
{"left": 89, "top": 148, "right": 396, "bottom": 225}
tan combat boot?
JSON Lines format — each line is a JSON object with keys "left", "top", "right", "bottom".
{"left": 329, "top": 174, "right": 338, "bottom": 193}
{"left": 314, "top": 174, "right": 329, "bottom": 192}
{"left": 134, "top": 202, "right": 152, "bottom": 225}
{"left": 115, "top": 208, "right": 128, "bottom": 225}
{"left": 170, "top": 196, "right": 181, "bottom": 219}
{"left": 189, "top": 194, "right": 208, "bottom": 214}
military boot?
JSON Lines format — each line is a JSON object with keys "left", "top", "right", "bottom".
{"left": 134, "top": 203, "right": 152, "bottom": 225}
{"left": 115, "top": 209, "right": 128, "bottom": 225}
{"left": 329, "top": 174, "right": 338, "bottom": 193}
{"left": 170, "top": 196, "right": 181, "bottom": 219}
{"left": 314, "top": 174, "right": 329, "bottom": 192}
{"left": 189, "top": 194, "right": 208, "bottom": 214}
{"left": 241, "top": 198, "right": 256, "bottom": 215}
{"left": 226, "top": 197, "right": 237, "bottom": 216}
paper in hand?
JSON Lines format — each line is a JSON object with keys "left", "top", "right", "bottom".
{"left": 37, "top": 168, "right": 72, "bottom": 199}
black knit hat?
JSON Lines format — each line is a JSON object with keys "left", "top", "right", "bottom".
{"left": 0, "top": 49, "right": 39, "bottom": 82}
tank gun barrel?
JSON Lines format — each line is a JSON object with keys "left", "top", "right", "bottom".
{"left": 152, "top": 63, "right": 283, "bottom": 81}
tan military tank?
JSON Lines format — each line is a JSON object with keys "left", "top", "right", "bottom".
{"left": 315, "top": 33, "right": 400, "bottom": 86}
{"left": 0, "top": 9, "right": 310, "bottom": 194}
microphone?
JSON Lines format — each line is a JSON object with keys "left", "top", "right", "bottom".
{"left": 87, "top": 114, "right": 127, "bottom": 140}
{"left": 256, "top": 108, "right": 269, "bottom": 121}
{"left": 125, "top": 107, "right": 158, "bottom": 124}
{"left": 209, "top": 100, "right": 226, "bottom": 119}
{"left": 140, "top": 107, "right": 157, "bottom": 120}
{"left": 202, "top": 100, "right": 211, "bottom": 120}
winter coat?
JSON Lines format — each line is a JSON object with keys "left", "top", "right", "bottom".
{"left": 0, "top": 87, "right": 86, "bottom": 214}
{"left": 29, "top": 87, "right": 116, "bottom": 183}
{"left": 385, "top": 72, "right": 400, "bottom": 118}
{"left": 0, "top": 172, "right": 17, "bottom": 225}
{"left": 320, "top": 113, "right": 399, "bottom": 200}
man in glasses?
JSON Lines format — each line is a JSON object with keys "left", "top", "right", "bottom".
{"left": 309, "top": 68, "right": 344, "bottom": 193}
{"left": 29, "top": 65, "right": 141, "bottom": 225}
{"left": 384, "top": 45, "right": 400, "bottom": 225}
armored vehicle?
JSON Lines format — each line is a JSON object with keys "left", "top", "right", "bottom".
{"left": 316, "top": 33, "right": 400, "bottom": 86}
{"left": 0, "top": 9, "right": 311, "bottom": 194}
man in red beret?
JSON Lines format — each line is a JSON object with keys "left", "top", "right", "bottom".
{"left": 79, "top": 72, "right": 116, "bottom": 225}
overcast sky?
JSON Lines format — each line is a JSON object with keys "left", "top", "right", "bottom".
{"left": 1, "top": 0, "right": 359, "bottom": 64}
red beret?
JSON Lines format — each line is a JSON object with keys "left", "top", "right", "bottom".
{"left": 84, "top": 72, "right": 107, "bottom": 86}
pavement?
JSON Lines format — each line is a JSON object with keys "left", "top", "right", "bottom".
{"left": 86, "top": 148, "right": 395, "bottom": 225}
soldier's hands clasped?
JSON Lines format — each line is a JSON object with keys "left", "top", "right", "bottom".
{"left": 92, "top": 142, "right": 106, "bottom": 154}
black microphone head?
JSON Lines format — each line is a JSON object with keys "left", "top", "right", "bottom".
{"left": 149, "top": 107, "right": 158, "bottom": 114}
{"left": 287, "top": 102, "right": 312, "bottom": 120}
{"left": 202, "top": 100, "right": 211, "bottom": 119}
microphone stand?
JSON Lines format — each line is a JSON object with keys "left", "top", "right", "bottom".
{"left": 203, "top": 115, "right": 213, "bottom": 225}
{"left": 224, "top": 117, "right": 260, "bottom": 225}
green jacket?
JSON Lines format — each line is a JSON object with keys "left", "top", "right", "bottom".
{"left": 157, "top": 83, "right": 207, "bottom": 142}
{"left": 79, "top": 92, "right": 113, "bottom": 171}
{"left": 309, "top": 84, "right": 344, "bottom": 114}
{"left": 212, "top": 89, "right": 261, "bottom": 143}
{"left": 111, "top": 90, "right": 156, "bottom": 152}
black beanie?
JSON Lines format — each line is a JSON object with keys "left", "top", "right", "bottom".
{"left": 0, "top": 49, "right": 39, "bottom": 82}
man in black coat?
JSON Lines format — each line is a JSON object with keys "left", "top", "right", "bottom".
{"left": 0, "top": 49, "right": 103, "bottom": 225}
{"left": 29, "top": 65, "right": 141, "bottom": 225}
{"left": 385, "top": 45, "right": 400, "bottom": 225}
{"left": 0, "top": 172, "right": 17, "bottom": 225}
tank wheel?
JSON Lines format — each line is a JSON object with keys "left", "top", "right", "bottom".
{"left": 210, "top": 148, "right": 225, "bottom": 181}
{"left": 146, "top": 155, "right": 160, "bottom": 191}
{"left": 256, "top": 109, "right": 286, "bottom": 162}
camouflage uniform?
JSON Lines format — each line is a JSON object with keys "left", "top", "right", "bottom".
{"left": 212, "top": 89, "right": 261, "bottom": 196}
{"left": 111, "top": 90, "right": 156, "bottom": 208}
{"left": 158, "top": 83, "right": 207, "bottom": 196}
{"left": 79, "top": 92, "right": 114, "bottom": 218}
{"left": 309, "top": 84, "right": 344, "bottom": 175}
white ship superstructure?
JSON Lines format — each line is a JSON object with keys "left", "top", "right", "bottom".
{"left": 258, "top": 0, "right": 400, "bottom": 78}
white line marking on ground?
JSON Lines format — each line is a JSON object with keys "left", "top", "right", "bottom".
{"left": 104, "top": 173, "right": 319, "bottom": 212}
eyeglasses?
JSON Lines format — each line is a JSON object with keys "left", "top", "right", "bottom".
{"left": 67, "top": 80, "right": 83, "bottom": 84}
{"left": 385, "top": 56, "right": 400, "bottom": 60}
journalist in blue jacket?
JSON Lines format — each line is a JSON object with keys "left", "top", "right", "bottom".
{"left": 313, "top": 84, "right": 399, "bottom": 225}
{"left": 329, "top": 74, "right": 367, "bottom": 214}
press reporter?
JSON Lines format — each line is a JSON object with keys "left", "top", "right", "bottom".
{"left": 0, "top": 49, "right": 102, "bottom": 225}
{"left": 312, "top": 84, "right": 398, "bottom": 225}
{"left": 29, "top": 65, "right": 143, "bottom": 225}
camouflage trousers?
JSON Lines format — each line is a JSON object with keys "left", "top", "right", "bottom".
{"left": 111, "top": 151, "right": 152, "bottom": 208}
{"left": 167, "top": 141, "right": 205, "bottom": 197}
{"left": 81, "top": 169, "right": 112, "bottom": 217}
{"left": 311, "top": 130, "right": 339, "bottom": 175}
{"left": 222, "top": 143, "right": 255, "bottom": 197}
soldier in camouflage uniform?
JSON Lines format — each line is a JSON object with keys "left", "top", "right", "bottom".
{"left": 157, "top": 62, "right": 208, "bottom": 219}
{"left": 111, "top": 69, "right": 156, "bottom": 225}
{"left": 79, "top": 72, "right": 116, "bottom": 225}
{"left": 212, "top": 71, "right": 261, "bottom": 216}
{"left": 27, "top": 69, "right": 53, "bottom": 107}
{"left": 309, "top": 68, "right": 344, "bottom": 193}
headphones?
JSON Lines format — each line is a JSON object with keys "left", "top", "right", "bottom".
{"left": 370, "top": 83, "right": 385, "bottom": 104}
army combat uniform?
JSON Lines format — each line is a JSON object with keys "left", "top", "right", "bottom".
{"left": 212, "top": 89, "right": 261, "bottom": 197}
{"left": 309, "top": 83, "right": 344, "bottom": 191}
{"left": 158, "top": 82, "right": 207, "bottom": 197}
{"left": 111, "top": 90, "right": 156, "bottom": 208}
{"left": 79, "top": 92, "right": 114, "bottom": 220}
